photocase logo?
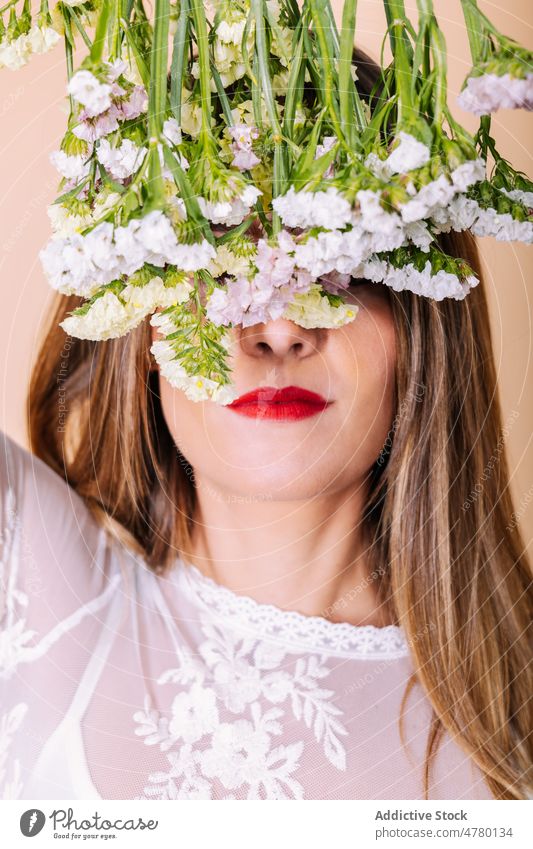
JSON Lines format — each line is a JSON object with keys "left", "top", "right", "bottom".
{"left": 20, "top": 809, "right": 46, "bottom": 837}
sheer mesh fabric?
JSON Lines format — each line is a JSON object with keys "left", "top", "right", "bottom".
{"left": 0, "top": 432, "right": 493, "bottom": 800}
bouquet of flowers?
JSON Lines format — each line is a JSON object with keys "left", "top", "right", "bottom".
{"left": 1, "top": 0, "right": 532, "bottom": 403}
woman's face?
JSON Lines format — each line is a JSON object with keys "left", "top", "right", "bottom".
{"left": 155, "top": 282, "right": 396, "bottom": 501}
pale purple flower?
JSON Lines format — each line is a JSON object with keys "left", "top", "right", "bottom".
{"left": 319, "top": 271, "right": 352, "bottom": 295}
{"left": 229, "top": 124, "right": 260, "bottom": 171}
{"left": 73, "top": 104, "right": 121, "bottom": 143}
{"left": 105, "top": 59, "right": 128, "bottom": 82}
{"left": 254, "top": 238, "right": 295, "bottom": 288}
{"left": 120, "top": 85, "right": 148, "bottom": 119}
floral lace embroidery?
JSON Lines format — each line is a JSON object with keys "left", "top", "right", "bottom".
{"left": 174, "top": 560, "right": 410, "bottom": 660}
{"left": 0, "top": 702, "right": 28, "bottom": 799}
{"left": 0, "top": 489, "right": 36, "bottom": 678}
{"left": 133, "top": 616, "right": 349, "bottom": 799}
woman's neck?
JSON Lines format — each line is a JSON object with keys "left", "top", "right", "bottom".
{"left": 182, "top": 474, "right": 393, "bottom": 628}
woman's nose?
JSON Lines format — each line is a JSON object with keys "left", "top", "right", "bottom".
{"left": 236, "top": 318, "right": 324, "bottom": 361}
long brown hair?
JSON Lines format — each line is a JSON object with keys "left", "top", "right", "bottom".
{"left": 27, "top": 50, "right": 532, "bottom": 801}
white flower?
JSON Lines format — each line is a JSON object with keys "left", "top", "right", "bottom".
{"left": 47, "top": 203, "right": 92, "bottom": 237}
{"left": 385, "top": 132, "right": 431, "bottom": 174}
{"left": 431, "top": 194, "right": 479, "bottom": 233}
{"left": 471, "top": 209, "right": 533, "bottom": 243}
{"left": 0, "top": 35, "right": 31, "bottom": 70}
{"left": 432, "top": 195, "right": 533, "bottom": 243}
{"left": 104, "top": 58, "right": 127, "bottom": 82}
{"left": 168, "top": 238, "right": 217, "bottom": 271}
{"left": 273, "top": 186, "right": 353, "bottom": 230}
{"left": 458, "top": 72, "right": 533, "bottom": 116}
{"left": 293, "top": 228, "right": 370, "bottom": 278}
{"left": 163, "top": 117, "right": 183, "bottom": 146}
{"left": 96, "top": 138, "right": 146, "bottom": 181}
{"left": 216, "top": 18, "right": 247, "bottom": 46}
{"left": 168, "top": 684, "right": 219, "bottom": 745}
{"left": 198, "top": 185, "right": 262, "bottom": 226}
{"left": 451, "top": 158, "right": 486, "bottom": 192}
{"left": 500, "top": 187, "right": 533, "bottom": 208}
{"left": 364, "top": 259, "right": 479, "bottom": 301}
{"left": 40, "top": 232, "right": 98, "bottom": 296}
{"left": 283, "top": 283, "right": 359, "bottom": 329}
{"left": 49, "top": 149, "right": 91, "bottom": 180}
{"left": 68, "top": 70, "right": 113, "bottom": 117}
{"left": 60, "top": 291, "right": 139, "bottom": 340}
{"left": 314, "top": 135, "right": 337, "bottom": 178}
{"left": 364, "top": 152, "right": 393, "bottom": 181}
{"left": 400, "top": 175, "right": 455, "bottom": 223}
{"left": 27, "top": 26, "right": 60, "bottom": 54}
{"left": 356, "top": 190, "right": 405, "bottom": 251}
{"left": 403, "top": 220, "right": 433, "bottom": 252}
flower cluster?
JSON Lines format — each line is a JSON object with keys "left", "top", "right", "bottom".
{"left": 40, "top": 211, "right": 215, "bottom": 297}
{"left": 68, "top": 63, "right": 148, "bottom": 143}
{"left": 2, "top": 0, "right": 533, "bottom": 404}
{"left": 0, "top": 23, "right": 58, "bottom": 69}
{"left": 270, "top": 140, "right": 491, "bottom": 299}
{"left": 458, "top": 72, "right": 533, "bottom": 116}
{"left": 458, "top": 2, "right": 533, "bottom": 116}
{"left": 0, "top": 0, "right": 60, "bottom": 71}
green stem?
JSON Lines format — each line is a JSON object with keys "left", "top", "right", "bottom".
{"left": 383, "top": 0, "right": 415, "bottom": 127}
{"left": 67, "top": 7, "right": 93, "bottom": 50}
{"left": 323, "top": 0, "right": 340, "bottom": 55}
{"left": 0, "top": 0, "right": 17, "bottom": 15}
{"left": 170, "top": 0, "right": 189, "bottom": 124}
{"left": 282, "top": 19, "right": 305, "bottom": 142}
{"left": 251, "top": 0, "right": 282, "bottom": 135}
{"left": 416, "top": 0, "right": 447, "bottom": 127}
{"left": 459, "top": 0, "right": 491, "bottom": 64}
{"left": 148, "top": 0, "right": 170, "bottom": 140}
{"left": 147, "top": 0, "right": 170, "bottom": 208}
{"left": 308, "top": 0, "right": 346, "bottom": 147}
{"left": 121, "top": 17, "right": 150, "bottom": 87}
{"left": 251, "top": 0, "right": 283, "bottom": 232}
{"left": 190, "top": 0, "right": 213, "bottom": 140}
{"left": 37, "top": 0, "right": 50, "bottom": 26}
{"left": 338, "top": 0, "right": 366, "bottom": 144}
{"left": 90, "top": 0, "right": 111, "bottom": 65}
{"left": 110, "top": 0, "right": 123, "bottom": 60}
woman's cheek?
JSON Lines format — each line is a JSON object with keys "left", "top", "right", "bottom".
{"left": 333, "top": 302, "right": 396, "bottom": 468}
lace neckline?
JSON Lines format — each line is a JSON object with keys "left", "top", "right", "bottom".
{"left": 171, "top": 558, "right": 410, "bottom": 660}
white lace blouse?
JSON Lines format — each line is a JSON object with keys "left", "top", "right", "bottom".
{"left": 0, "top": 431, "right": 493, "bottom": 800}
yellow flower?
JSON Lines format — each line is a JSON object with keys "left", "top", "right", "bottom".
{"left": 208, "top": 245, "right": 254, "bottom": 278}
{"left": 283, "top": 284, "right": 359, "bottom": 329}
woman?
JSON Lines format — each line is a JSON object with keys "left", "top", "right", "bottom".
{"left": 1, "top": 30, "right": 532, "bottom": 800}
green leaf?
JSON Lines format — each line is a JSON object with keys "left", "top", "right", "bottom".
{"left": 170, "top": 0, "right": 189, "bottom": 124}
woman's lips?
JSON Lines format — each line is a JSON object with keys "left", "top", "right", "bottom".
{"left": 227, "top": 385, "right": 331, "bottom": 420}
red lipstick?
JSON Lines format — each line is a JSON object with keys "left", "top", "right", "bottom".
{"left": 227, "top": 385, "right": 331, "bottom": 420}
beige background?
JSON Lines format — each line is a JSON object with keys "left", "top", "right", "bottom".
{"left": 0, "top": 1, "right": 531, "bottom": 552}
